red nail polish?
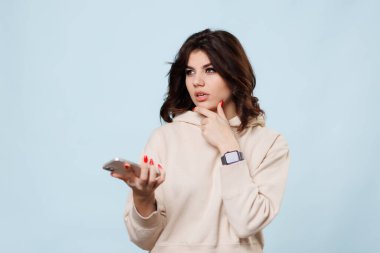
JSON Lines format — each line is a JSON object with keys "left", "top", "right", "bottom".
{"left": 158, "top": 164, "right": 162, "bottom": 170}
{"left": 124, "top": 164, "right": 130, "bottom": 169}
{"left": 149, "top": 159, "right": 154, "bottom": 165}
{"left": 220, "top": 100, "right": 224, "bottom": 107}
{"left": 144, "top": 155, "right": 148, "bottom": 163}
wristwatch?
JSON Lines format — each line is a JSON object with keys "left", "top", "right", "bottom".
{"left": 221, "top": 150, "right": 244, "bottom": 165}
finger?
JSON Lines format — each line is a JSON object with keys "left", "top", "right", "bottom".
{"left": 147, "top": 158, "right": 158, "bottom": 189}
{"left": 111, "top": 171, "right": 135, "bottom": 187}
{"left": 194, "top": 106, "right": 216, "bottom": 118}
{"left": 217, "top": 100, "right": 227, "bottom": 120}
{"left": 123, "top": 163, "right": 135, "bottom": 175}
{"left": 155, "top": 164, "right": 166, "bottom": 186}
{"left": 110, "top": 164, "right": 132, "bottom": 179}
{"left": 139, "top": 155, "right": 150, "bottom": 186}
{"left": 152, "top": 160, "right": 161, "bottom": 176}
{"left": 124, "top": 177, "right": 136, "bottom": 188}
{"left": 201, "top": 118, "right": 209, "bottom": 126}
{"left": 133, "top": 177, "right": 144, "bottom": 191}
{"left": 110, "top": 172, "right": 124, "bottom": 180}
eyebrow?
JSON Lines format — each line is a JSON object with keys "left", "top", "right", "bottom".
{"left": 185, "top": 63, "right": 213, "bottom": 69}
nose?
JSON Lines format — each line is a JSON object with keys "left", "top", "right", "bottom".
{"left": 192, "top": 73, "right": 205, "bottom": 87}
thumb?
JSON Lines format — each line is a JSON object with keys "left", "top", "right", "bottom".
{"left": 217, "top": 100, "right": 227, "bottom": 120}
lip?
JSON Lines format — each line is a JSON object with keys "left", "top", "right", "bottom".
{"left": 194, "top": 91, "right": 210, "bottom": 102}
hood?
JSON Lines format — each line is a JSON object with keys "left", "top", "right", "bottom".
{"left": 172, "top": 111, "right": 265, "bottom": 128}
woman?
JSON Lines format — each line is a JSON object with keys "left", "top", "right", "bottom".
{"left": 111, "top": 29, "right": 290, "bottom": 253}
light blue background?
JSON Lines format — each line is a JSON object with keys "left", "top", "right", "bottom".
{"left": 1, "top": 0, "right": 379, "bottom": 252}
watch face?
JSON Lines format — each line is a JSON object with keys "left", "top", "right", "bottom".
{"left": 225, "top": 151, "right": 239, "bottom": 163}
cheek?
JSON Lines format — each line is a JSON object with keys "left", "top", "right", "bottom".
{"left": 185, "top": 79, "right": 191, "bottom": 92}
{"left": 185, "top": 82, "right": 196, "bottom": 100}
{"left": 219, "top": 83, "right": 231, "bottom": 99}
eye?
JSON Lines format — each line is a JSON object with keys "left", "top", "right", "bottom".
{"left": 185, "top": 69, "right": 195, "bottom": 76}
{"left": 205, "top": 67, "right": 216, "bottom": 73}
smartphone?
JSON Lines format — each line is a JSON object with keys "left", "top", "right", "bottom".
{"left": 102, "top": 158, "right": 161, "bottom": 177}
{"left": 103, "top": 158, "right": 142, "bottom": 177}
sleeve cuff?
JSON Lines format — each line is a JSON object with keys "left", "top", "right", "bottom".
{"left": 131, "top": 204, "right": 161, "bottom": 229}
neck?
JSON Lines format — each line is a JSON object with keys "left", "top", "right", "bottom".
{"left": 224, "top": 101, "right": 237, "bottom": 120}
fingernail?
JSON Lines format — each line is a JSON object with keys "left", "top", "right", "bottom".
{"left": 220, "top": 100, "right": 224, "bottom": 107}
{"left": 158, "top": 164, "right": 163, "bottom": 170}
{"left": 143, "top": 155, "right": 148, "bottom": 163}
{"left": 124, "top": 164, "right": 130, "bottom": 169}
{"left": 149, "top": 158, "right": 154, "bottom": 165}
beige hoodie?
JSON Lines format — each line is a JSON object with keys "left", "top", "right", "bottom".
{"left": 124, "top": 111, "right": 290, "bottom": 253}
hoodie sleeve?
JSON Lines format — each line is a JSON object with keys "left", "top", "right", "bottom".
{"left": 124, "top": 129, "right": 167, "bottom": 250}
{"left": 219, "top": 133, "right": 290, "bottom": 238}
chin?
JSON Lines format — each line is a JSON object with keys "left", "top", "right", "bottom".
{"left": 197, "top": 102, "right": 217, "bottom": 111}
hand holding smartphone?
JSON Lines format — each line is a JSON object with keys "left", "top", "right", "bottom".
{"left": 103, "top": 157, "right": 161, "bottom": 178}
{"left": 104, "top": 156, "right": 165, "bottom": 204}
{"left": 103, "top": 158, "right": 142, "bottom": 177}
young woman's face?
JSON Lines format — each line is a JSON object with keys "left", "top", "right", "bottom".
{"left": 185, "top": 50, "right": 233, "bottom": 112}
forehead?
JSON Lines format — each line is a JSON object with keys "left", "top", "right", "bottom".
{"left": 187, "top": 50, "right": 211, "bottom": 66}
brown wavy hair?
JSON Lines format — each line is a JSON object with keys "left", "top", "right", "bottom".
{"left": 160, "top": 28, "right": 264, "bottom": 132}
